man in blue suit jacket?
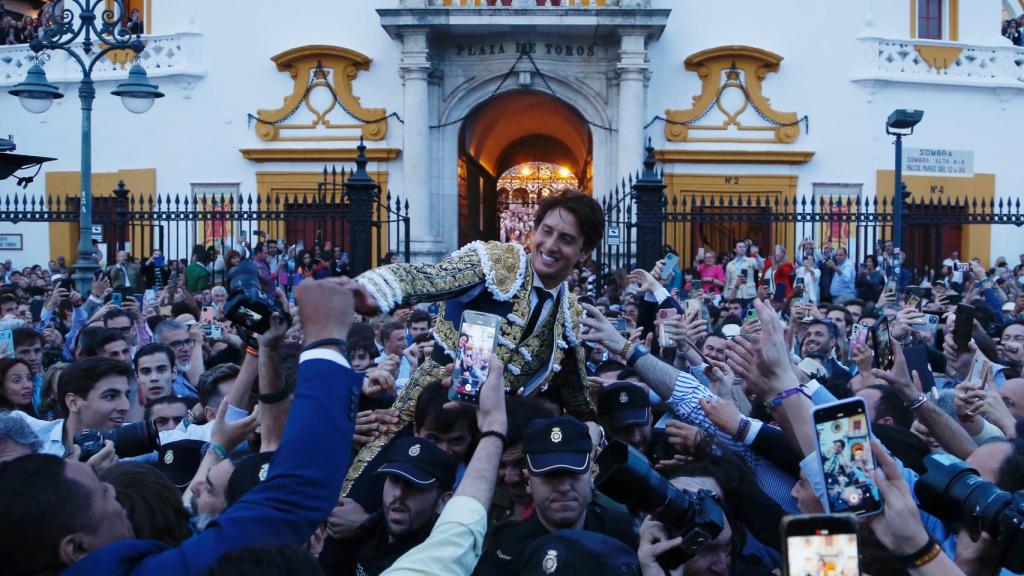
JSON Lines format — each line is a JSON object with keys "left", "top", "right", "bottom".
{"left": 0, "top": 277, "right": 362, "bottom": 576}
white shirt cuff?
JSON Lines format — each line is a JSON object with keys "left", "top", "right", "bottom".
{"left": 742, "top": 418, "right": 763, "bottom": 445}
{"left": 226, "top": 404, "right": 250, "bottom": 423}
{"left": 652, "top": 286, "right": 671, "bottom": 303}
{"left": 300, "top": 348, "right": 351, "bottom": 368}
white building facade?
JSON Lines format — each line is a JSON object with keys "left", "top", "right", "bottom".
{"left": 1, "top": 0, "right": 1023, "bottom": 270}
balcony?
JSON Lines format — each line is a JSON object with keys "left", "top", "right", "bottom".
{"left": 852, "top": 36, "right": 1024, "bottom": 91}
{"left": 0, "top": 32, "right": 204, "bottom": 87}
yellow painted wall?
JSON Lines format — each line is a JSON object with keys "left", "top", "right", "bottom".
{"left": 875, "top": 170, "right": 994, "bottom": 265}
{"left": 45, "top": 168, "right": 157, "bottom": 260}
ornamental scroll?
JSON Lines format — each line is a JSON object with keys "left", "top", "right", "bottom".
{"left": 254, "top": 45, "right": 388, "bottom": 142}
{"left": 664, "top": 45, "right": 802, "bottom": 144}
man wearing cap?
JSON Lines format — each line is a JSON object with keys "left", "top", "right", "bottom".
{"left": 474, "top": 416, "right": 638, "bottom": 576}
{"left": 331, "top": 437, "right": 458, "bottom": 576}
{"left": 597, "top": 382, "right": 652, "bottom": 452}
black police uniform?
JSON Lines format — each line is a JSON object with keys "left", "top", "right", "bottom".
{"left": 473, "top": 504, "right": 639, "bottom": 576}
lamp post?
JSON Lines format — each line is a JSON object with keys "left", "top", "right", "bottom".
{"left": 885, "top": 109, "right": 923, "bottom": 257}
{"left": 8, "top": 0, "right": 164, "bottom": 296}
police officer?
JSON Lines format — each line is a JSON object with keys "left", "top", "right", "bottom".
{"left": 474, "top": 416, "right": 638, "bottom": 576}
{"left": 597, "top": 382, "right": 652, "bottom": 452}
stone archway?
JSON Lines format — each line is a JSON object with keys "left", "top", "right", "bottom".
{"left": 433, "top": 73, "right": 612, "bottom": 252}
{"left": 456, "top": 90, "right": 593, "bottom": 245}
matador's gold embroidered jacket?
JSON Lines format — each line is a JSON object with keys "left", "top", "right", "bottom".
{"left": 354, "top": 240, "right": 595, "bottom": 420}
{"left": 342, "top": 241, "right": 595, "bottom": 495}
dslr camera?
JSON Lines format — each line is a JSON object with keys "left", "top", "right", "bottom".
{"left": 595, "top": 441, "right": 725, "bottom": 570}
{"left": 72, "top": 420, "right": 160, "bottom": 461}
{"left": 915, "top": 452, "right": 1024, "bottom": 572}
{"left": 224, "top": 261, "right": 291, "bottom": 334}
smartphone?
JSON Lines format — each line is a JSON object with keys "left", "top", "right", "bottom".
{"left": 966, "top": 351, "right": 992, "bottom": 389}
{"left": 903, "top": 344, "right": 936, "bottom": 393}
{"left": 210, "top": 324, "right": 223, "bottom": 339}
{"left": 943, "top": 294, "right": 963, "bottom": 305}
{"left": 794, "top": 276, "right": 805, "bottom": 287}
{"left": 657, "top": 308, "right": 679, "bottom": 348}
{"left": 661, "top": 253, "right": 679, "bottom": 280}
{"left": 0, "top": 329, "right": 12, "bottom": 359}
{"left": 684, "top": 298, "right": 702, "bottom": 317}
{"left": 30, "top": 299, "right": 44, "bottom": 323}
{"left": 133, "top": 293, "right": 144, "bottom": 306}
{"left": 919, "top": 314, "right": 939, "bottom": 334}
{"left": 614, "top": 317, "right": 628, "bottom": 332}
{"left": 449, "top": 311, "right": 502, "bottom": 406}
{"left": 871, "top": 317, "right": 894, "bottom": 370}
{"left": 850, "top": 323, "right": 867, "bottom": 349}
{"left": 812, "top": 398, "right": 882, "bottom": 516}
{"left": 782, "top": 514, "right": 860, "bottom": 576}
{"left": 691, "top": 279, "right": 702, "bottom": 292}
{"left": 955, "top": 261, "right": 971, "bottom": 273}
{"left": 739, "top": 268, "right": 749, "bottom": 281}
{"left": 745, "top": 308, "right": 759, "bottom": 322}
{"left": 953, "top": 303, "right": 975, "bottom": 350}
{"left": 110, "top": 292, "right": 123, "bottom": 306}
{"left": 200, "top": 306, "right": 216, "bottom": 325}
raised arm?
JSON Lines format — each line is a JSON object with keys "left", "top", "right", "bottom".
{"left": 137, "top": 277, "right": 360, "bottom": 575}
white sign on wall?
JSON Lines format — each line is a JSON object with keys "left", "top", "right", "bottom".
{"left": 0, "top": 234, "right": 23, "bottom": 250}
{"left": 902, "top": 148, "right": 974, "bottom": 177}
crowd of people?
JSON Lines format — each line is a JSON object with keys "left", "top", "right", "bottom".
{"left": 1004, "top": 14, "right": 1024, "bottom": 46}
{"left": 0, "top": 4, "right": 143, "bottom": 46}
{"left": 0, "top": 189, "right": 1023, "bottom": 576}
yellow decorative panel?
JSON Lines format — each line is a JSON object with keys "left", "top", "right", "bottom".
{"left": 254, "top": 45, "right": 389, "bottom": 142}
{"left": 664, "top": 45, "right": 803, "bottom": 144}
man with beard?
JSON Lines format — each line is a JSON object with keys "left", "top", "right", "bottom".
{"left": 474, "top": 416, "right": 637, "bottom": 575}
{"left": 800, "top": 319, "right": 852, "bottom": 397}
{"left": 153, "top": 320, "right": 203, "bottom": 397}
{"left": 329, "top": 437, "right": 458, "bottom": 575}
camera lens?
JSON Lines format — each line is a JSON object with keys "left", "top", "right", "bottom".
{"left": 916, "top": 453, "right": 1011, "bottom": 538}
{"left": 106, "top": 420, "right": 160, "bottom": 458}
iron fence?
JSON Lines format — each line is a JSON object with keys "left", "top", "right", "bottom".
{"left": 0, "top": 144, "right": 410, "bottom": 275}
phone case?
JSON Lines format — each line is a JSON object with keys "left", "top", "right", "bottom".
{"left": 811, "top": 398, "right": 882, "bottom": 517}
{"left": 450, "top": 311, "right": 502, "bottom": 405}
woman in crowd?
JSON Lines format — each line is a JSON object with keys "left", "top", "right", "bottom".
{"left": 0, "top": 358, "right": 34, "bottom": 414}
{"left": 696, "top": 248, "right": 725, "bottom": 295}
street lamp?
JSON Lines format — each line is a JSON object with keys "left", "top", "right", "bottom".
{"left": 8, "top": 0, "right": 164, "bottom": 296}
{"left": 885, "top": 109, "right": 923, "bottom": 256}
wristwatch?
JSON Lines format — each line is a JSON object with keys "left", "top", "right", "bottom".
{"left": 904, "top": 392, "right": 928, "bottom": 410}
{"left": 626, "top": 344, "right": 649, "bottom": 367}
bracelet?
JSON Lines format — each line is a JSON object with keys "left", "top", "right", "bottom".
{"left": 895, "top": 537, "right": 941, "bottom": 568}
{"left": 905, "top": 393, "right": 928, "bottom": 410}
{"left": 245, "top": 346, "right": 259, "bottom": 357}
{"left": 208, "top": 443, "right": 228, "bottom": 460}
{"left": 478, "top": 430, "right": 508, "bottom": 451}
{"left": 733, "top": 417, "right": 751, "bottom": 443}
{"left": 256, "top": 386, "right": 292, "bottom": 405}
{"left": 766, "top": 387, "right": 805, "bottom": 410}
{"left": 626, "top": 344, "right": 649, "bottom": 367}
{"left": 619, "top": 339, "right": 634, "bottom": 359}
{"left": 302, "top": 337, "right": 347, "bottom": 354}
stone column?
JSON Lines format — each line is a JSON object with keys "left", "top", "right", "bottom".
{"left": 616, "top": 29, "right": 648, "bottom": 180}
{"left": 399, "top": 28, "right": 434, "bottom": 261}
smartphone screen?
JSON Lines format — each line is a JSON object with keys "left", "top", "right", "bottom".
{"left": 783, "top": 514, "right": 860, "bottom": 576}
{"left": 871, "top": 317, "right": 893, "bottom": 371}
{"left": 691, "top": 279, "right": 703, "bottom": 292}
{"left": 110, "top": 292, "right": 123, "bottom": 306}
{"left": 0, "top": 329, "right": 12, "bottom": 359}
{"left": 449, "top": 311, "right": 502, "bottom": 405}
{"left": 813, "top": 398, "right": 882, "bottom": 516}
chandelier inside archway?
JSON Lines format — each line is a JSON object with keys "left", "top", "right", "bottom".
{"left": 497, "top": 162, "right": 578, "bottom": 249}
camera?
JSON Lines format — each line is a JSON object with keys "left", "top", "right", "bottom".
{"left": 223, "top": 261, "right": 291, "bottom": 334}
{"left": 915, "top": 452, "right": 1024, "bottom": 572}
{"left": 72, "top": 420, "right": 160, "bottom": 461}
{"left": 595, "top": 441, "right": 725, "bottom": 570}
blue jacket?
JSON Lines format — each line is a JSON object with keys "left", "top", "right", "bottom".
{"left": 64, "top": 354, "right": 360, "bottom": 576}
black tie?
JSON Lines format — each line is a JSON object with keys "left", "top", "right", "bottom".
{"left": 521, "top": 288, "right": 552, "bottom": 342}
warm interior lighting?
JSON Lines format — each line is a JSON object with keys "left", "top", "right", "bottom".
{"left": 520, "top": 165, "right": 532, "bottom": 176}
{"left": 557, "top": 166, "right": 571, "bottom": 178}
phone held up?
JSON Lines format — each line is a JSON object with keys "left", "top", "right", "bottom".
{"left": 448, "top": 311, "right": 502, "bottom": 406}
{"left": 870, "top": 317, "right": 894, "bottom": 371}
{"left": 782, "top": 513, "right": 860, "bottom": 576}
{"left": 661, "top": 253, "right": 679, "bottom": 280}
{"left": 812, "top": 397, "right": 882, "bottom": 517}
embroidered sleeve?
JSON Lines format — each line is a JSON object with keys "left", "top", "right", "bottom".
{"left": 354, "top": 241, "right": 527, "bottom": 314}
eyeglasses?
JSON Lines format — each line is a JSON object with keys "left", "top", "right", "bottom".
{"left": 167, "top": 338, "right": 194, "bottom": 349}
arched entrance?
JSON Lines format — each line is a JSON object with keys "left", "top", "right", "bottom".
{"left": 457, "top": 91, "right": 592, "bottom": 246}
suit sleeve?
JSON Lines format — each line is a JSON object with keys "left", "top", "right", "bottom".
{"left": 135, "top": 354, "right": 360, "bottom": 575}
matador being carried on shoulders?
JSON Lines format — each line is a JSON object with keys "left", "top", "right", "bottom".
{"left": 344, "top": 190, "right": 603, "bottom": 490}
